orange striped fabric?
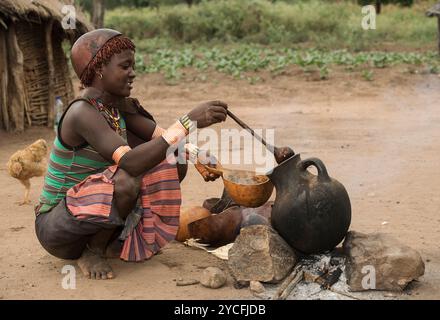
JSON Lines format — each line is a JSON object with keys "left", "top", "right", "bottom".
{"left": 66, "top": 166, "right": 117, "bottom": 219}
{"left": 65, "top": 160, "right": 181, "bottom": 262}
{"left": 120, "top": 159, "right": 181, "bottom": 261}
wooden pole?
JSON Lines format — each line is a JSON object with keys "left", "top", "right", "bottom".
{"left": 437, "top": 16, "right": 440, "bottom": 55}
{"left": 375, "top": 0, "right": 381, "bottom": 15}
{"left": 0, "top": 27, "right": 9, "bottom": 131}
{"left": 45, "top": 19, "right": 55, "bottom": 128}
{"left": 6, "top": 23, "right": 26, "bottom": 132}
{"left": 92, "top": 0, "right": 105, "bottom": 29}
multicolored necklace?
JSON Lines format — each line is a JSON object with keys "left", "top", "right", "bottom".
{"left": 90, "top": 98, "right": 122, "bottom": 135}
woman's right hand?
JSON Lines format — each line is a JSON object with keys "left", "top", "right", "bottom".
{"left": 187, "top": 100, "right": 228, "bottom": 128}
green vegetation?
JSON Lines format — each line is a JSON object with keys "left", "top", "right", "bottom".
{"left": 133, "top": 45, "right": 440, "bottom": 83}
{"left": 105, "top": 0, "right": 437, "bottom": 50}
{"left": 72, "top": 0, "right": 440, "bottom": 83}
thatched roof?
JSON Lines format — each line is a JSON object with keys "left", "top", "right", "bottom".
{"left": 426, "top": 2, "right": 440, "bottom": 17}
{"left": 0, "top": 0, "right": 92, "bottom": 35}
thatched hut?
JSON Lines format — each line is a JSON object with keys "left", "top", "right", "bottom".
{"left": 0, "top": 0, "right": 92, "bottom": 132}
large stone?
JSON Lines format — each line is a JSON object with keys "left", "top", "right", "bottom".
{"left": 228, "top": 225, "right": 297, "bottom": 283}
{"left": 343, "top": 231, "right": 425, "bottom": 291}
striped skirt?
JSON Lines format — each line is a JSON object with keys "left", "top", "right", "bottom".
{"left": 65, "top": 160, "right": 181, "bottom": 262}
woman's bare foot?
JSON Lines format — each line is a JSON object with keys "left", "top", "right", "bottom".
{"left": 104, "top": 239, "right": 123, "bottom": 259}
{"left": 77, "top": 247, "right": 114, "bottom": 280}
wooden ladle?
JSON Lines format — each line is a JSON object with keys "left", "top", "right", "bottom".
{"left": 226, "top": 110, "right": 295, "bottom": 164}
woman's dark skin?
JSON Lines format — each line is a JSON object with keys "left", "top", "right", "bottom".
{"left": 61, "top": 49, "right": 227, "bottom": 279}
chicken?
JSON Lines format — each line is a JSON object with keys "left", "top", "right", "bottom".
{"left": 6, "top": 139, "right": 48, "bottom": 205}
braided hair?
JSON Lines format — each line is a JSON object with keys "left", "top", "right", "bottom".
{"left": 80, "top": 35, "right": 136, "bottom": 87}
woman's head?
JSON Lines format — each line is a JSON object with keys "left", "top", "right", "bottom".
{"left": 71, "top": 29, "right": 136, "bottom": 97}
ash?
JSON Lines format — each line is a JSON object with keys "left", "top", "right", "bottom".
{"left": 256, "top": 253, "right": 401, "bottom": 300}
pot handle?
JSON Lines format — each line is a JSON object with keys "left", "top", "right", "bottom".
{"left": 202, "top": 163, "right": 224, "bottom": 177}
{"left": 299, "top": 158, "right": 331, "bottom": 182}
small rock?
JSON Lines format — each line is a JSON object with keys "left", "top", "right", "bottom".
{"left": 343, "top": 231, "right": 425, "bottom": 291}
{"left": 381, "top": 221, "right": 389, "bottom": 226}
{"left": 200, "top": 267, "right": 226, "bottom": 289}
{"left": 176, "top": 279, "right": 199, "bottom": 286}
{"left": 249, "top": 281, "right": 265, "bottom": 294}
{"left": 228, "top": 225, "right": 297, "bottom": 283}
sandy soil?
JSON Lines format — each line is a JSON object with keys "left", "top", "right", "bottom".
{"left": 0, "top": 66, "right": 439, "bottom": 300}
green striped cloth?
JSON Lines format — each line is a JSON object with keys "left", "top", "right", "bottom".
{"left": 37, "top": 116, "right": 126, "bottom": 214}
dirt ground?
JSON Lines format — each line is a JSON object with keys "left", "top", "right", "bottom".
{"left": 0, "top": 66, "right": 439, "bottom": 300}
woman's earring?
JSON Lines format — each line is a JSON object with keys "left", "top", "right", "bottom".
{"left": 99, "top": 73, "right": 103, "bottom": 79}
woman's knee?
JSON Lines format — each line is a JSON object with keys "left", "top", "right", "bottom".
{"left": 113, "top": 169, "right": 140, "bottom": 200}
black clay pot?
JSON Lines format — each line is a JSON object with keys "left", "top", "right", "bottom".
{"left": 268, "top": 154, "right": 351, "bottom": 254}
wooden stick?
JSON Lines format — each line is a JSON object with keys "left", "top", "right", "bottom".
{"left": 304, "top": 270, "right": 361, "bottom": 300}
{"left": 227, "top": 110, "right": 276, "bottom": 154}
{"left": 279, "top": 270, "right": 304, "bottom": 300}
{"left": 437, "top": 17, "right": 440, "bottom": 55}
{"left": 273, "top": 264, "right": 302, "bottom": 300}
{"left": 327, "top": 287, "right": 361, "bottom": 300}
{"left": 0, "top": 28, "right": 9, "bottom": 131}
{"left": 45, "top": 20, "right": 55, "bottom": 126}
{"left": 6, "top": 24, "right": 26, "bottom": 132}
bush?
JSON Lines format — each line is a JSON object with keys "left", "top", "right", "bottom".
{"left": 104, "top": 0, "right": 437, "bottom": 50}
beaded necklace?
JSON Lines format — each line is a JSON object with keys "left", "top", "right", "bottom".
{"left": 89, "top": 98, "right": 122, "bottom": 135}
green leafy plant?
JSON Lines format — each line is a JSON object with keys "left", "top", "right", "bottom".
{"left": 131, "top": 45, "right": 438, "bottom": 81}
{"left": 362, "top": 69, "right": 374, "bottom": 81}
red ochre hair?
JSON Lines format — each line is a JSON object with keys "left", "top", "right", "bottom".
{"left": 80, "top": 35, "right": 136, "bottom": 87}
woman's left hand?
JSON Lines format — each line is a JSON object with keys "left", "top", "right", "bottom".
{"left": 194, "top": 151, "right": 221, "bottom": 182}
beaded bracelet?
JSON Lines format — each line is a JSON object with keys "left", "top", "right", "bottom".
{"left": 179, "top": 114, "right": 195, "bottom": 132}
